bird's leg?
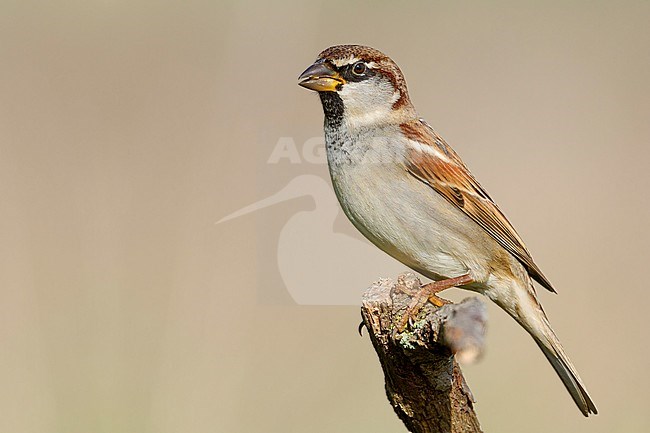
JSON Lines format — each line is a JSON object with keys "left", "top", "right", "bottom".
{"left": 397, "top": 274, "right": 473, "bottom": 331}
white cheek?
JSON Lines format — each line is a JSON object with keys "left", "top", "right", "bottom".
{"left": 338, "top": 80, "right": 400, "bottom": 129}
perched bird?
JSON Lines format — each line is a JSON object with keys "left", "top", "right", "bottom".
{"left": 298, "top": 44, "right": 597, "bottom": 416}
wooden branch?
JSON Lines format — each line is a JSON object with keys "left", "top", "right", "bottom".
{"left": 361, "top": 273, "right": 487, "bottom": 433}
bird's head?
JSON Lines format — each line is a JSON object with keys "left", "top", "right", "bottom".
{"left": 298, "top": 45, "right": 416, "bottom": 128}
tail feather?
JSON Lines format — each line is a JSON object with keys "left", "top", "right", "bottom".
{"left": 497, "top": 278, "right": 598, "bottom": 416}
{"left": 533, "top": 327, "right": 598, "bottom": 416}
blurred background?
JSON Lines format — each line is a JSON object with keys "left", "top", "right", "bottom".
{"left": 1, "top": 1, "right": 649, "bottom": 432}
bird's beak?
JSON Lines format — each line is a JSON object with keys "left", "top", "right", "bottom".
{"left": 298, "top": 61, "right": 345, "bottom": 92}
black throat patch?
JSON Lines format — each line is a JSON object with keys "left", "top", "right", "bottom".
{"left": 319, "top": 92, "right": 344, "bottom": 128}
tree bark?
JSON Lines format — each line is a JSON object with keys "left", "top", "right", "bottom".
{"left": 361, "top": 273, "right": 487, "bottom": 433}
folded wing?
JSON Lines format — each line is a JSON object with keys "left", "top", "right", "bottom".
{"left": 401, "top": 119, "right": 556, "bottom": 293}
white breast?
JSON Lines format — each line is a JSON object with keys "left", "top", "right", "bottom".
{"left": 325, "top": 130, "right": 498, "bottom": 284}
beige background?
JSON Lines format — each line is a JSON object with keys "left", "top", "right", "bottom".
{"left": 1, "top": 1, "right": 649, "bottom": 432}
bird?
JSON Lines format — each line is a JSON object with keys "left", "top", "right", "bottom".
{"left": 297, "top": 44, "right": 597, "bottom": 416}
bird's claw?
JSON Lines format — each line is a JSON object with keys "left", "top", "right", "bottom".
{"left": 358, "top": 321, "right": 366, "bottom": 336}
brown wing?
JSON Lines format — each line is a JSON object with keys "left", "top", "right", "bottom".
{"left": 401, "top": 119, "right": 556, "bottom": 293}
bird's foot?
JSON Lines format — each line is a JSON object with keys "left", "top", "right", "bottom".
{"left": 396, "top": 274, "right": 473, "bottom": 332}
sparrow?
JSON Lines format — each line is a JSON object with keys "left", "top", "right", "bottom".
{"left": 298, "top": 44, "right": 597, "bottom": 416}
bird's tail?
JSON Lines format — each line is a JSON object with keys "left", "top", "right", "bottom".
{"left": 496, "top": 280, "right": 598, "bottom": 416}
{"left": 532, "top": 322, "right": 598, "bottom": 416}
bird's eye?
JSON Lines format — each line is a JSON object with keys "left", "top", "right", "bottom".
{"left": 352, "top": 61, "right": 366, "bottom": 75}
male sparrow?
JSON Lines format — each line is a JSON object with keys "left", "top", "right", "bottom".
{"left": 298, "top": 45, "right": 597, "bottom": 416}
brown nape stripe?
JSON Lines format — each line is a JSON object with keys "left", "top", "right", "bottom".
{"left": 381, "top": 66, "right": 411, "bottom": 110}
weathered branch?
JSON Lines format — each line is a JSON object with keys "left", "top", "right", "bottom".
{"left": 361, "top": 273, "right": 487, "bottom": 433}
